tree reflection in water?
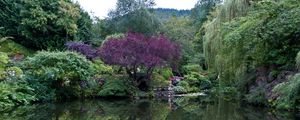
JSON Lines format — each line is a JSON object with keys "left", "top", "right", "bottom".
{"left": 0, "top": 97, "right": 298, "bottom": 120}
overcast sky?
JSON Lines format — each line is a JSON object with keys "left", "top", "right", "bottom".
{"left": 73, "top": 0, "right": 198, "bottom": 18}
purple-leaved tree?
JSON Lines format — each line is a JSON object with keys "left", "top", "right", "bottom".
{"left": 66, "top": 42, "right": 98, "bottom": 60}
{"left": 99, "top": 32, "right": 180, "bottom": 89}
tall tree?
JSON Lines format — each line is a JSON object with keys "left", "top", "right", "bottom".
{"left": 191, "top": 0, "right": 222, "bottom": 28}
{"left": 105, "top": 0, "right": 160, "bottom": 35}
{"left": 161, "top": 17, "right": 201, "bottom": 72}
{"left": 75, "top": 5, "right": 93, "bottom": 43}
{"left": 108, "top": 0, "right": 155, "bottom": 17}
{"left": 99, "top": 32, "right": 180, "bottom": 90}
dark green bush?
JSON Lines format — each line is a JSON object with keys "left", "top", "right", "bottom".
{"left": 98, "top": 80, "right": 128, "bottom": 97}
{"left": 245, "top": 86, "right": 267, "bottom": 106}
{"left": 21, "top": 51, "right": 94, "bottom": 101}
{"left": 98, "top": 76, "right": 137, "bottom": 97}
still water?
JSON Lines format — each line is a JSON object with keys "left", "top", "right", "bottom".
{"left": 0, "top": 96, "right": 299, "bottom": 120}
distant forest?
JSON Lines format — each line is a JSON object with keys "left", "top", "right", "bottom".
{"left": 152, "top": 8, "right": 191, "bottom": 20}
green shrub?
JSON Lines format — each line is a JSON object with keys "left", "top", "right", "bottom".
{"left": 21, "top": 51, "right": 94, "bottom": 101}
{"left": 178, "top": 81, "right": 189, "bottom": 89}
{"left": 184, "top": 72, "right": 212, "bottom": 91}
{"left": 182, "top": 64, "right": 202, "bottom": 74}
{"left": 97, "top": 33, "right": 125, "bottom": 46}
{"left": 172, "top": 86, "right": 187, "bottom": 94}
{"left": 0, "top": 52, "right": 9, "bottom": 80}
{"left": 0, "top": 52, "right": 9, "bottom": 69}
{"left": 272, "top": 73, "right": 300, "bottom": 110}
{"left": 175, "top": 81, "right": 190, "bottom": 93}
{"left": 158, "top": 68, "right": 173, "bottom": 80}
{"left": 98, "top": 78, "right": 134, "bottom": 97}
{"left": 104, "top": 33, "right": 125, "bottom": 41}
{"left": 0, "top": 81, "right": 36, "bottom": 110}
{"left": 5, "top": 67, "right": 23, "bottom": 80}
{"left": 151, "top": 72, "right": 170, "bottom": 88}
{"left": 245, "top": 86, "right": 267, "bottom": 105}
{"left": 92, "top": 59, "right": 113, "bottom": 75}
{"left": 0, "top": 40, "right": 34, "bottom": 56}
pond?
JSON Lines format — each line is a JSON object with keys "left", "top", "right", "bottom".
{"left": 0, "top": 96, "right": 299, "bottom": 120}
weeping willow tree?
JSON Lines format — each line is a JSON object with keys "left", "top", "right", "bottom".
{"left": 203, "top": 0, "right": 300, "bottom": 89}
{"left": 203, "top": 0, "right": 251, "bottom": 86}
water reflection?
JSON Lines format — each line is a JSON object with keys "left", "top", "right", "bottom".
{"left": 0, "top": 97, "right": 298, "bottom": 120}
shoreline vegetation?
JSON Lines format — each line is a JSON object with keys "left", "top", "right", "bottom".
{"left": 0, "top": 0, "right": 299, "bottom": 116}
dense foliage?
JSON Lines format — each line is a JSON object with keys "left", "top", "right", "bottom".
{"left": 202, "top": 0, "right": 300, "bottom": 110}
{"left": 0, "top": 0, "right": 92, "bottom": 50}
{"left": 0, "top": 51, "right": 36, "bottom": 110}
{"left": 100, "top": 0, "right": 160, "bottom": 36}
{"left": 153, "top": 8, "right": 191, "bottom": 21}
{"left": 21, "top": 51, "right": 94, "bottom": 101}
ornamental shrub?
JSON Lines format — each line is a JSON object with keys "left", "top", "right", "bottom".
{"left": 21, "top": 51, "right": 94, "bottom": 101}
{"left": 66, "top": 42, "right": 98, "bottom": 60}
{"left": 184, "top": 72, "right": 212, "bottom": 91}
{"left": 99, "top": 32, "right": 180, "bottom": 90}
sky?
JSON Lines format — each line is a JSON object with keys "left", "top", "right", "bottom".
{"left": 73, "top": 0, "right": 198, "bottom": 18}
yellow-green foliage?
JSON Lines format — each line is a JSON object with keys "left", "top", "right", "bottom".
{"left": 203, "top": 0, "right": 250, "bottom": 85}
{"left": 0, "top": 52, "right": 9, "bottom": 69}
{"left": 151, "top": 68, "right": 173, "bottom": 87}
{"left": 0, "top": 52, "right": 25, "bottom": 81}
{"left": 101, "top": 33, "right": 125, "bottom": 46}
{"left": 182, "top": 64, "right": 202, "bottom": 74}
{"left": 0, "top": 52, "right": 9, "bottom": 80}
{"left": 5, "top": 67, "right": 23, "bottom": 79}
{"left": 151, "top": 73, "right": 170, "bottom": 87}
{"left": 0, "top": 39, "right": 34, "bottom": 56}
{"left": 92, "top": 59, "right": 113, "bottom": 75}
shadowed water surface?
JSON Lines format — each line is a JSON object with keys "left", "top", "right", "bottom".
{"left": 0, "top": 96, "right": 299, "bottom": 120}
